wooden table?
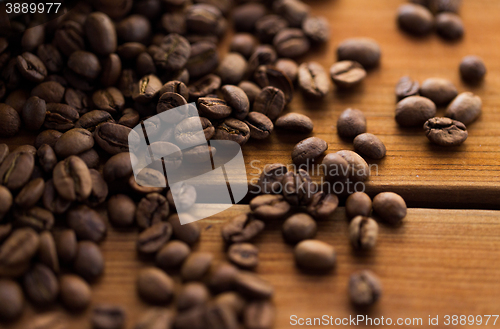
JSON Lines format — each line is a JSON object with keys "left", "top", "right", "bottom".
{"left": 4, "top": 0, "right": 500, "bottom": 328}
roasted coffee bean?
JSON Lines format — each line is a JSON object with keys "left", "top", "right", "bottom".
{"left": 74, "top": 241, "right": 104, "bottom": 281}
{"left": 255, "top": 15, "right": 288, "bottom": 44}
{"left": 5, "top": 89, "right": 30, "bottom": 113}
{"left": 258, "top": 163, "right": 288, "bottom": 194}
{"left": 136, "top": 52, "right": 156, "bottom": 77}
{"left": 156, "top": 240, "right": 191, "bottom": 269}
{"left": 92, "top": 304, "right": 126, "bottom": 329}
{"left": 56, "top": 229, "right": 77, "bottom": 264}
{"left": 213, "top": 118, "right": 251, "bottom": 146}
{"left": 248, "top": 45, "right": 278, "bottom": 74}
{"left": 230, "top": 33, "right": 257, "bottom": 59}
{"left": 397, "top": 3, "right": 434, "bottom": 35}
{"left": 337, "top": 108, "right": 367, "bottom": 138}
{"left": 137, "top": 267, "right": 175, "bottom": 304}
{"left": 118, "top": 69, "right": 137, "bottom": 98}
{"left": 217, "top": 53, "right": 247, "bottom": 85}
{"left": 159, "top": 80, "right": 189, "bottom": 100}
{"left": 54, "top": 20, "right": 85, "bottom": 56}
{"left": 424, "top": 117, "right": 468, "bottom": 146}
{"left": 273, "top": 0, "right": 309, "bottom": 26}
{"left": 346, "top": 192, "right": 372, "bottom": 219}
{"left": 185, "top": 4, "right": 221, "bottom": 35}
{"left": 333, "top": 150, "right": 370, "bottom": 182}
{"left": 116, "top": 14, "right": 151, "bottom": 42}
{"left": 22, "top": 96, "right": 46, "bottom": 131}
{"left": 23, "top": 264, "right": 58, "bottom": 305}
{"left": 221, "top": 85, "right": 250, "bottom": 120}
{"left": 228, "top": 243, "right": 259, "bottom": 269}
{"left": 0, "top": 104, "right": 21, "bottom": 137}
{"left": 207, "top": 262, "right": 239, "bottom": 293}
{"left": 181, "top": 252, "right": 214, "bottom": 281}
{"left": 353, "top": 133, "right": 386, "bottom": 160}
{"left": 156, "top": 93, "right": 187, "bottom": 122}
{"left": 166, "top": 182, "right": 197, "bottom": 211}
{"left": 395, "top": 76, "right": 420, "bottom": 100}
{"left": 214, "top": 292, "right": 246, "bottom": 316}
{"left": 253, "top": 86, "right": 285, "bottom": 121}
{"left": 38, "top": 231, "right": 59, "bottom": 273}
{"left": 84, "top": 12, "right": 117, "bottom": 55}
{"left": 168, "top": 214, "right": 201, "bottom": 245}
{"left": 37, "top": 143, "right": 57, "bottom": 173}
{"left": 103, "top": 152, "right": 136, "bottom": 183}
{"left": 67, "top": 205, "right": 107, "bottom": 243}
{"left": 136, "top": 193, "right": 170, "bottom": 230}
{"left": 12, "top": 145, "right": 36, "bottom": 155}
{"left": 60, "top": 274, "right": 91, "bottom": 311}
{"left": 189, "top": 74, "right": 221, "bottom": 100}
{"left": 282, "top": 213, "right": 317, "bottom": 244}
{"left": 205, "top": 301, "right": 240, "bottom": 329}
{"left": 275, "top": 59, "right": 298, "bottom": 83}
{"left": 186, "top": 41, "right": 219, "bottom": 78}
{"left": 244, "top": 112, "right": 274, "bottom": 139}
{"left": 54, "top": 128, "right": 94, "bottom": 158}
{"left": 37, "top": 44, "right": 63, "bottom": 73}
{"left": 235, "top": 271, "right": 274, "bottom": 299}
{"left": 17, "top": 52, "right": 47, "bottom": 82}
{"left": 436, "top": 12, "right": 464, "bottom": 40}
{"left": 349, "top": 216, "right": 378, "bottom": 250}
{"left": 134, "top": 308, "right": 175, "bottom": 329}
{"left": 79, "top": 149, "right": 101, "bottom": 170}
{"left": 130, "top": 168, "right": 166, "bottom": 194}
{"left": 244, "top": 301, "right": 275, "bottom": 329}
{"left": 0, "top": 228, "right": 40, "bottom": 277}
{"left": 291, "top": 137, "right": 328, "bottom": 165}
{"left": 133, "top": 74, "right": 162, "bottom": 103}
{"left": 0, "top": 279, "right": 24, "bottom": 320}
{"left": 221, "top": 213, "right": 265, "bottom": 244}
{"left": 349, "top": 270, "right": 382, "bottom": 306}
{"left": 198, "top": 97, "right": 232, "bottom": 119}
{"left": 373, "top": 192, "right": 407, "bottom": 224}
{"left": 31, "top": 81, "right": 65, "bottom": 103}
{"left": 44, "top": 103, "right": 79, "bottom": 131}
{"left": 337, "top": 38, "right": 381, "bottom": 69}
{"left": 445, "top": 92, "right": 482, "bottom": 124}
{"left": 419, "top": 78, "right": 458, "bottom": 105}
{"left": 118, "top": 108, "right": 140, "bottom": 128}
{"left": 107, "top": 194, "right": 136, "bottom": 227}
{"left": 94, "top": 122, "right": 140, "bottom": 154}
{"left": 282, "top": 170, "right": 314, "bottom": 205}
{"left": 15, "top": 178, "right": 44, "bottom": 208}
{"left": 172, "top": 305, "right": 205, "bottom": 329}
{"left": 330, "top": 61, "right": 366, "bottom": 89}
{"left": 297, "top": 62, "right": 330, "bottom": 98}
{"left": 250, "top": 194, "right": 290, "bottom": 220}
{"left": 53, "top": 156, "right": 92, "bottom": 202}
{"left": 101, "top": 53, "right": 122, "bottom": 87}
{"left": 137, "top": 222, "right": 173, "bottom": 254}
{"left": 148, "top": 141, "right": 183, "bottom": 172}
{"left": 294, "top": 239, "right": 336, "bottom": 270}
{"left": 273, "top": 28, "right": 310, "bottom": 58}
{"left": 232, "top": 2, "right": 267, "bottom": 32}
{"left": 177, "top": 282, "right": 210, "bottom": 310}
{"left": 0, "top": 151, "right": 34, "bottom": 190}
{"left": 254, "top": 66, "right": 294, "bottom": 104}
{"left": 2, "top": 58, "right": 21, "bottom": 90}
{"left": 275, "top": 113, "right": 313, "bottom": 133}
{"left": 64, "top": 88, "right": 90, "bottom": 115}
{"left": 93, "top": 88, "right": 125, "bottom": 114}
{"left": 302, "top": 16, "right": 330, "bottom": 43}
{"left": 67, "top": 50, "right": 101, "bottom": 80}
{"left": 306, "top": 192, "right": 339, "bottom": 219}
{"left": 43, "top": 179, "right": 72, "bottom": 214}
{"left": 460, "top": 55, "right": 486, "bottom": 84}
{"left": 395, "top": 95, "right": 436, "bottom": 127}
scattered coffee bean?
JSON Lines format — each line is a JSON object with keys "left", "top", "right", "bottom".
{"left": 0, "top": 227, "right": 39, "bottom": 277}
{"left": 291, "top": 137, "right": 328, "bottom": 165}
{"left": 186, "top": 41, "right": 219, "bottom": 78}
{"left": 22, "top": 96, "right": 46, "bottom": 131}
{"left": 137, "top": 267, "right": 175, "bottom": 304}
{"left": 60, "top": 274, "right": 91, "bottom": 311}
{"left": 349, "top": 270, "right": 382, "bottom": 306}
{"left": 419, "top": 78, "right": 458, "bottom": 105}
{"left": 23, "top": 263, "right": 59, "bottom": 305}
{"left": 213, "top": 118, "right": 251, "bottom": 146}
{"left": 273, "top": 28, "right": 310, "bottom": 58}
{"left": 168, "top": 214, "right": 201, "bottom": 245}
{"left": 337, "top": 108, "right": 367, "bottom": 138}
{"left": 56, "top": 229, "right": 77, "bottom": 264}
{"left": 156, "top": 240, "right": 191, "bottom": 270}
{"left": 302, "top": 16, "right": 330, "bottom": 43}
{"left": 275, "top": 113, "right": 313, "bottom": 133}
{"left": 235, "top": 271, "right": 274, "bottom": 299}
{"left": 84, "top": 12, "right": 117, "bottom": 56}
{"left": 221, "top": 213, "right": 265, "bottom": 244}
{"left": 221, "top": 85, "right": 250, "bottom": 120}
{"left": 0, "top": 279, "right": 24, "bottom": 320}
{"left": 233, "top": 2, "right": 267, "bottom": 32}
{"left": 349, "top": 216, "right": 378, "bottom": 250}
{"left": 0, "top": 104, "right": 21, "bottom": 137}
{"left": 333, "top": 150, "right": 370, "bottom": 182}
{"left": 245, "top": 112, "right": 274, "bottom": 139}
{"left": 37, "top": 231, "right": 59, "bottom": 273}
{"left": 436, "top": 12, "right": 464, "bottom": 40}
{"left": 306, "top": 192, "right": 339, "bottom": 219}
{"left": 337, "top": 38, "right": 381, "bottom": 69}
{"left": 294, "top": 240, "right": 336, "bottom": 270}
{"left": 346, "top": 192, "right": 372, "bottom": 219}
{"left": 214, "top": 292, "right": 246, "bottom": 316}
{"left": 73, "top": 241, "right": 104, "bottom": 282}
{"left": 181, "top": 252, "right": 214, "bottom": 281}
{"left": 94, "top": 122, "right": 140, "bottom": 155}
{"left": 424, "top": 117, "right": 468, "bottom": 146}
{"left": 244, "top": 301, "right": 275, "bottom": 329}
{"left": 177, "top": 282, "right": 210, "bottom": 311}
{"left": 373, "top": 192, "right": 407, "bottom": 224}
{"left": 228, "top": 243, "right": 259, "bottom": 269}
{"left": 14, "top": 207, "right": 54, "bottom": 232}
{"left": 298, "top": 62, "right": 330, "bottom": 98}
{"left": 256, "top": 15, "right": 289, "bottom": 44}
{"left": 238, "top": 81, "right": 261, "bottom": 105}
{"left": 15, "top": 177, "right": 44, "bottom": 208}
{"left": 395, "top": 95, "right": 437, "bottom": 127}
{"left": 136, "top": 193, "right": 170, "bottom": 230}
{"left": 230, "top": 33, "right": 257, "bottom": 58}
{"left": 397, "top": 3, "right": 434, "bottom": 35}
{"left": 67, "top": 205, "right": 107, "bottom": 242}
{"left": 198, "top": 97, "right": 232, "bottom": 120}
{"left": 330, "top": 61, "right": 366, "bottom": 89}
{"left": 258, "top": 163, "right": 288, "bottom": 194}
{"left": 254, "top": 65, "right": 294, "bottom": 104}
{"left": 92, "top": 304, "right": 126, "bottom": 329}
{"left": 275, "top": 59, "right": 299, "bottom": 82}
{"left": 217, "top": 53, "right": 248, "bottom": 85}
{"left": 445, "top": 92, "right": 482, "bottom": 125}
{"left": 53, "top": 156, "right": 92, "bottom": 202}
{"left": 250, "top": 194, "right": 291, "bottom": 220}
{"left": 353, "top": 133, "right": 387, "bottom": 160}
{"left": 395, "top": 76, "right": 420, "bottom": 100}
{"left": 273, "top": 0, "right": 309, "bottom": 27}
{"left": 137, "top": 222, "right": 173, "bottom": 254}
{"left": 208, "top": 262, "right": 240, "bottom": 293}
{"left": 282, "top": 213, "right": 317, "bottom": 244}
{"left": 460, "top": 55, "right": 486, "bottom": 84}
{"left": 107, "top": 194, "right": 136, "bottom": 227}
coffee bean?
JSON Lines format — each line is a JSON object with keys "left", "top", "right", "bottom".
{"left": 0, "top": 279, "right": 24, "bottom": 320}
{"left": 282, "top": 213, "right": 317, "bottom": 244}
{"left": 15, "top": 178, "right": 44, "bottom": 208}
{"left": 156, "top": 240, "right": 191, "bottom": 269}
{"left": 0, "top": 104, "right": 21, "bottom": 137}
{"left": 395, "top": 95, "right": 436, "bottom": 127}
{"left": 275, "top": 59, "right": 298, "bottom": 82}
{"left": 94, "top": 122, "right": 140, "bottom": 154}
{"left": 67, "top": 205, "right": 107, "bottom": 243}
{"left": 17, "top": 52, "right": 47, "bottom": 82}
{"left": 137, "top": 267, "right": 175, "bottom": 304}
{"left": 208, "top": 262, "right": 240, "bottom": 293}
{"left": 213, "top": 118, "right": 251, "bottom": 146}
{"left": 60, "top": 274, "right": 91, "bottom": 311}
{"left": 230, "top": 33, "right": 257, "bottom": 58}
{"left": 0, "top": 151, "right": 34, "bottom": 190}
{"left": 22, "top": 96, "right": 46, "bottom": 131}
{"left": 68, "top": 51, "right": 101, "bottom": 80}
{"left": 244, "top": 112, "right": 274, "bottom": 139}
{"left": 250, "top": 194, "right": 290, "bottom": 220}
{"left": 31, "top": 81, "right": 65, "bottom": 103}
{"left": 156, "top": 92, "right": 187, "bottom": 122}
{"left": 248, "top": 45, "right": 277, "bottom": 74}
{"left": 116, "top": 14, "right": 152, "bottom": 42}
{"left": 397, "top": 3, "right": 434, "bottom": 35}
{"left": 181, "top": 252, "right": 214, "bottom": 281}
{"left": 349, "top": 216, "right": 378, "bottom": 250}
{"left": 346, "top": 192, "right": 372, "bottom": 219}
{"left": 86, "top": 169, "right": 108, "bottom": 207}
{"left": 335, "top": 150, "right": 370, "bottom": 182}
{"left": 107, "top": 194, "right": 136, "bottom": 227}
{"left": 136, "top": 193, "right": 170, "bottom": 230}
{"left": 258, "top": 163, "right": 288, "bottom": 194}
{"left": 273, "top": 28, "right": 310, "bottom": 58}
{"left": 101, "top": 54, "right": 122, "bottom": 87}
{"left": 38, "top": 231, "right": 59, "bottom": 273}
{"left": 168, "top": 214, "right": 201, "bottom": 245}
{"left": 118, "top": 108, "right": 140, "bottom": 128}
{"left": 53, "top": 156, "right": 92, "bottom": 202}
{"left": 419, "top": 78, "right": 458, "bottom": 105}
{"left": 373, "top": 192, "right": 407, "bottom": 224}
{"left": 54, "top": 128, "right": 94, "bottom": 158}
{"left": 353, "top": 133, "right": 387, "bottom": 160}
{"left": 42, "top": 179, "right": 72, "bottom": 214}
{"left": 177, "top": 282, "right": 210, "bottom": 310}
{"left": 424, "top": 117, "right": 468, "bottom": 146}
{"left": 436, "top": 12, "right": 464, "bottom": 40}
{"left": 214, "top": 292, "right": 246, "bottom": 317}
{"left": 217, "top": 53, "right": 247, "bottom": 85}
{"left": 298, "top": 62, "right": 330, "bottom": 98}
{"left": 205, "top": 303, "right": 239, "bottom": 329}
{"left": 103, "top": 152, "right": 136, "bottom": 183}
{"left": 166, "top": 182, "right": 197, "bottom": 211}
{"left": 349, "top": 270, "right": 382, "bottom": 306}
{"left": 302, "top": 16, "right": 330, "bottom": 43}
{"left": 93, "top": 88, "right": 125, "bottom": 114}
{"left": 282, "top": 170, "right": 314, "bottom": 206}
{"left": 228, "top": 243, "right": 259, "bottom": 269}
{"left": 130, "top": 169, "right": 166, "bottom": 194}
{"left": 337, "top": 38, "right": 381, "bottom": 69}
{"left": 273, "top": 0, "right": 309, "bottom": 27}
{"left": 291, "top": 137, "right": 328, "bottom": 165}
{"left": 84, "top": 12, "right": 117, "bottom": 55}
{"left": 74, "top": 241, "right": 104, "bottom": 282}
{"left": 254, "top": 67, "right": 294, "bottom": 104}
{"left": 159, "top": 81, "right": 189, "bottom": 101}
{"left": 44, "top": 103, "right": 80, "bottom": 131}
{"left": 337, "top": 108, "right": 367, "bottom": 138}
{"left": 54, "top": 20, "right": 85, "bottom": 57}
{"left": 133, "top": 74, "right": 162, "bottom": 103}
{"left": 235, "top": 271, "right": 274, "bottom": 299}
{"left": 92, "top": 304, "right": 126, "bottom": 329}
{"left": 460, "top": 55, "right": 486, "bottom": 84}
{"left": 0, "top": 228, "right": 39, "bottom": 277}
{"left": 5, "top": 89, "right": 30, "bottom": 113}
{"left": 37, "top": 44, "right": 63, "bottom": 73}
{"left": 395, "top": 76, "right": 420, "bottom": 100}
{"left": 23, "top": 263, "right": 59, "bottom": 305}
{"left": 244, "top": 301, "right": 275, "bottom": 329}
{"left": 445, "top": 92, "right": 482, "bottom": 125}
{"left": 137, "top": 222, "right": 173, "bottom": 254}
{"left": 221, "top": 85, "right": 250, "bottom": 120}
{"left": 255, "top": 15, "right": 288, "bottom": 44}
{"left": 0, "top": 224, "right": 11, "bottom": 243}
{"left": 185, "top": 4, "right": 222, "bottom": 34}
{"left": 186, "top": 41, "right": 219, "bottom": 78}
{"left": 13, "top": 145, "right": 36, "bottom": 156}
{"left": 34, "top": 131, "right": 62, "bottom": 150}
{"left": 275, "top": 113, "right": 313, "bottom": 133}
{"left": 56, "top": 229, "right": 77, "bottom": 264}
{"left": 198, "top": 97, "right": 232, "bottom": 119}
{"left": 294, "top": 239, "right": 336, "bottom": 270}
{"left": 134, "top": 308, "right": 175, "bottom": 329}
{"left": 330, "top": 61, "right": 366, "bottom": 89}
{"left": 232, "top": 2, "right": 267, "bottom": 32}
{"left": 221, "top": 213, "right": 265, "bottom": 244}
{"left": 118, "top": 69, "right": 137, "bottom": 98}
{"left": 306, "top": 192, "right": 339, "bottom": 219}
{"left": 189, "top": 74, "right": 221, "bottom": 100}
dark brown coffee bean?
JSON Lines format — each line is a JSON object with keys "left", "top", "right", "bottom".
{"left": 75, "top": 110, "right": 114, "bottom": 132}
{"left": 117, "top": 14, "right": 152, "bottom": 43}
{"left": 445, "top": 92, "right": 482, "bottom": 125}
{"left": 221, "top": 213, "right": 265, "bottom": 244}
{"left": 232, "top": 2, "right": 267, "bottom": 32}
{"left": 298, "top": 61, "right": 330, "bottom": 98}
{"left": 353, "top": 133, "right": 386, "bottom": 160}
{"left": 31, "top": 81, "right": 65, "bottom": 104}
{"left": 282, "top": 170, "right": 314, "bottom": 206}
{"left": 156, "top": 240, "right": 191, "bottom": 269}
{"left": 330, "top": 61, "right": 366, "bottom": 89}
{"left": 228, "top": 243, "right": 259, "bottom": 269}
{"left": 186, "top": 3, "right": 222, "bottom": 34}
{"left": 53, "top": 156, "right": 92, "bottom": 202}
{"left": 213, "top": 118, "right": 251, "bottom": 146}
{"left": 337, "top": 38, "right": 381, "bottom": 69}
{"left": 92, "top": 304, "right": 126, "bottom": 329}
{"left": 275, "top": 113, "right": 313, "bottom": 133}
{"left": 373, "top": 192, "right": 407, "bottom": 224}
{"left": 349, "top": 270, "right": 382, "bottom": 306}
{"left": 219, "top": 85, "right": 249, "bottom": 120}
{"left": 67, "top": 50, "right": 101, "bottom": 80}
{"left": 56, "top": 229, "right": 77, "bottom": 264}
{"left": 273, "top": 0, "right": 309, "bottom": 26}
{"left": 101, "top": 54, "right": 122, "bottom": 87}
{"left": 337, "top": 108, "right": 367, "bottom": 138}
{"left": 94, "top": 122, "right": 140, "bottom": 154}
{"left": 275, "top": 59, "right": 298, "bottom": 83}
{"left": 137, "top": 222, "right": 173, "bottom": 254}
{"left": 168, "top": 214, "right": 201, "bottom": 245}
{"left": 257, "top": 15, "right": 289, "bottom": 44}
{"left": 14, "top": 178, "right": 44, "bottom": 208}
{"left": 258, "top": 163, "right": 288, "bottom": 194}
{"left": 248, "top": 45, "right": 277, "bottom": 74}
{"left": 207, "top": 262, "right": 239, "bottom": 293}
{"left": 60, "top": 274, "right": 91, "bottom": 311}
{"left": 395, "top": 76, "right": 420, "bottom": 100}
{"left": 424, "top": 117, "right": 468, "bottom": 146}
{"left": 306, "top": 192, "right": 339, "bottom": 219}
{"left": 0, "top": 279, "right": 24, "bottom": 320}
{"left": 217, "top": 53, "right": 247, "bottom": 85}
{"left": 273, "top": 28, "right": 310, "bottom": 58}
{"left": 0, "top": 151, "right": 34, "bottom": 190}
{"left": 235, "top": 271, "right": 274, "bottom": 299}
{"left": 5, "top": 89, "right": 30, "bottom": 113}
{"left": 250, "top": 194, "right": 290, "bottom": 220}
{"left": 244, "top": 112, "right": 274, "bottom": 140}
{"left": 198, "top": 97, "right": 232, "bottom": 119}
{"left": 134, "top": 308, "right": 175, "bottom": 329}
{"left": 129, "top": 168, "right": 166, "bottom": 194}
{"left": 334, "top": 150, "right": 370, "bottom": 182}
{"left": 16, "top": 52, "right": 47, "bottom": 83}
{"left": 350, "top": 216, "right": 378, "bottom": 250}
{"left": 213, "top": 292, "right": 246, "bottom": 317}
{"left": 395, "top": 95, "right": 436, "bottom": 127}
{"left": 230, "top": 33, "right": 257, "bottom": 58}
{"left": 346, "top": 192, "right": 372, "bottom": 219}
{"left": 107, "top": 194, "right": 136, "bottom": 227}
{"left": 205, "top": 303, "right": 240, "bottom": 329}
{"left": 282, "top": 213, "right": 317, "bottom": 244}
{"left": 37, "top": 231, "right": 59, "bottom": 274}
{"left": 23, "top": 263, "right": 58, "bottom": 305}
{"left": 291, "top": 137, "right": 328, "bottom": 165}
{"left": 22, "top": 96, "right": 46, "bottom": 131}
{"left": 133, "top": 74, "right": 162, "bottom": 103}
{"left": 436, "top": 12, "right": 464, "bottom": 40}
{"left": 54, "top": 128, "right": 94, "bottom": 158}
{"left": 294, "top": 239, "right": 335, "bottom": 270}
{"left": 186, "top": 41, "right": 219, "bottom": 78}
{"left": 137, "top": 267, "right": 175, "bottom": 304}
{"left": 254, "top": 66, "right": 294, "bottom": 104}
{"left": 42, "top": 179, "right": 72, "bottom": 215}
{"left": 159, "top": 80, "right": 189, "bottom": 100}
{"left": 460, "top": 55, "right": 486, "bottom": 84}
{"left": 419, "top": 78, "right": 458, "bottom": 105}
{"left": 54, "top": 20, "right": 85, "bottom": 56}
{"left": 397, "top": 3, "right": 434, "bottom": 35}
{"left": 67, "top": 205, "right": 107, "bottom": 243}
{"left": 135, "top": 193, "right": 168, "bottom": 229}
{"left": 118, "top": 69, "right": 137, "bottom": 98}
{"left": 118, "top": 108, "right": 140, "bottom": 128}
{"left": 0, "top": 104, "right": 21, "bottom": 137}
{"left": 44, "top": 103, "right": 80, "bottom": 131}
{"left": 177, "top": 282, "right": 210, "bottom": 311}
{"left": 64, "top": 88, "right": 90, "bottom": 115}
{"left": 37, "top": 44, "right": 63, "bottom": 73}
{"left": 152, "top": 34, "right": 190, "bottom": 71}
{"left": 302, "top": 16, "right": 330, "bottom": 43}
{"left": 0, "top": 228, "right": 39, "bottom": 277}
{"left": 21, "top": 25, "right": 43, "bottom": 51}
{"left": 103, "top": 152, "right": 136, "bottom": 183}
{"left": 74, "top": 241, "right": 104, "bottom": 281}
{"left": 85, "top": 12, "right": 117, "bottom": 56}
{"left": 93, "top": 87, "right": 126, "bottom": 114}
{"left": 189, "top": 74, "right": 221, "bottom": 100}
{"left": 253, "top": 86, "right": 285, "bottom": 121}
{"left": 181, "top": 252, "right": 214, "bottom": 281}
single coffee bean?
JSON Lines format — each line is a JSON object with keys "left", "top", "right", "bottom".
{"left": 133, "top": 74, "right": 162, "bottom": 103}
{"left": 248, "top": 45, "right": 277, "bottom": 75}
{"left": 255, "top": 15, "right": 288, "bottom": 44}
{"left": 336, "top": 150, "right": 370, "bottom": 182}
{"left": 181, "top": 252, "right": 214, "bottom": 281}
{"left": 103, "top": 152, "right": 136, "bottom": 183}
{"left": 134, "top": 308, "right": 175, "bottom": 329}
{"left": 213, "top": 118, "right": 251, "bottom": 146}
{"left": 93, "top": 88, "right": 125, "bottom": 114}
{"left": 395, "top": 95, "right": 436, "bottom": 127}
{"left": 275, "top": 59, "right": 298, "bottom": 82}
{"left": 306, "top": 192, "right": 339, "bottom": 219}
{"left": 330, "top": 61, "right": 366, "bottom": 89}
{"left": 395, "top": 76, "right": 420, "bottom": 100}
{"left": 244, "top": 301, "right": 275, "bottom": 329}
{"left": 54, "top": 20, "right": 85, "bottom": 57}
{"left": 235, "top": 271, "right": 274, "bottom": 299}
{"left": 0, "top": 228, "right": 40, "bottom": 277}
{"left": 22, "top": 96, "right": 46, "bottom": 131}
{"left": 42, "top": 179, "right": 72, "bottom": 214}
{"left": 244, "top": 112, "right": 274, "bottom": 139}
{"left": 302, "top": 16, "right": 330, "bottom": 43}
{"left": 159, "top": 80, "right": 189, "bottom": 100}
{"left": 86, "top": 169, "right": 108, "bottom": 207}
{"left": 207, "top": 262, "right": 239, "bottom": 293}
{"left": 353, "top": 133, "right": 387, "bottom": 160}
{"left": 84, "top": 12, "right": 117, "bottom": 56}
{"left": 0, "top": 279, "right": 24, "bottom": 320}
{"left": 94, "top": 122, "right": 140, "bottom": 154}
{"left": 214, "top": 292, "right": 246, "bottom": 317}
{"left": 205, "top": 302, "right": 240, "bottom": 329}
{"left": 14, "top": 178, "right": 44, "bottom": 208}
{"left": 221, "top": 213, "right": 265, "bottom": 244}
{"left": 230, "top": 33, "right": 257, "bottom": 58}
{"left": 445, "top": 92, "right": 482, "bottom": 125}
{"left": 137, "top": 222, "right": 173, "bottom": 254}
{"left": 23, "top": 263, "right": 59, "bottom": 305}
{"left": 0, "top": 104, "right": 21, "bottom": 137}
{"left": 273, "top": 0, "right": 309, "bottom": 27}
{"left": 53, "top": 156, "right": 92, "bottom": 202}
{"left": 282, "top": 169, "right": 314, "bottom": 206}
{"left": 54, "top": 128, "right": 94, "bottom": 158}
{"left": 37, "top": 44, "right": 63, "bottom": 73}
{"left": 60, "top": 274, "right": 91, "bottom": 311}
{"left": 228, "top": 243, "right": 259, "bottom": 269}
{"left": 250, "top": 194, "right": 290, "bottom": 220}
{"left": 38, "top": 231, "right": 59, "bottom": 273}
{"left": 177, "top": 282, "right": 210, "bottom": 311}
{"left": 67, "top": 205, "right": 107, "bottom": 242}
{"left": 5, "top": 89, "right": 30, "bottom": 113}
{"left": 136, "top": 193, "right": 170, "bottom": 230}
{"left": 221, "top": 85, "right": 250, "bottom": 120}
{"left": 460, "top": 55, "right": 486, "bottom": 84}
{"left": 424, "top": 117, "right": 468, "bottom": 146}
{"left": 168, "top": 214, "right": 201, "bottom": 245}
{"left": 0, "top": 151, "right": 34, "bottom": 190}
{"left": 273, "top": 28, "right": 310, "bottom": 58}
{"left": 17, "top": 52, "right": 47, "bottom": 82}
{"left": 137, "top": 267, "right": 175, "bottom": 304}
{"left": 337, "top": 108, "right": 367, "bottom": 138}
{"left": 298, "top": 61, "right": 330, "bottom": 98}
{"left": 232, "top": 2, "right": 267, "bottom": 32}
{"left": 156, "top": 92, "right": 188, "bottom": 121}
{"left": 291, "top": 137, "right": 328, "bottom": 165}
{"left": 101, "top": 53, "right": 122, "bottom": 88}
{"left": 74, "top": 241, "right": 104, "bottom": 282}
{"left": 185, "top": 4, "right": 222, "bottom": 35}
{"left": 116, "top": 14, "right": 151, "bottom": 42}
{"left": 130, "top": 169, "right": 166, "bottom": 194}
{"left": 217, "top": 53, "right": 247, "bottom": 85}
{"left": 107, "top": 194, "right": 136, "bottom": 227}
{"left": 258, "top": 163, "right": 288, "bottom": 194}
{"left": 252, "top": 87, "right": 286, "bottom": 121}
{"left": 436, "top": 12, "right": 464, "bottom": 40}
{"left": 35, "top": 130, "right": 63, "bottom": 149}
{"left": 31, "top": 81, "right": 65, "bottom": 103}
{"left": 254, "top": 65, "right": 294, "bottom": 104}
{"left": 198, "top": 97, "right": 232, "bottom": 119}
{"left": 337, "top": 38, "right": 381, "bottom": 69}
{"left": 346, "top": 192, "right": 372, "bottom": 219}
{"left": 349, "top": 270, "right": 382, "bottom": 306}
{"left": 323, "top": 152, "right": 353, "bottom": 182}
{"left": 166, "top": 182, "right": 197, "bottom": 212}
{"left": 56, "top": 229, "right": 77, "bottom": 264}
{"left": 419, "top": 78, "right": 458, "bottom": 105}
{"left": 349, "top": 216, "right": 378, "bottom": 250}
{"left": 275, "top": 113, "right": 314, "bottom": 133}
{"left": 186, "top": 41, "right": 219, "bottom": 78}
{"left": 294, "top": 239, "right": 336, "bottom": 270}
{"left": 44, "top": 103, "right": 80, "bottom": 131}
{"left": 282, "top": 213, "right": 317, "bottom": 244}
{"left": 118, "top": 108, "right": 140, "bottom": 128}
{"left": 397, "top": 3, "right": 434, "bottom": 35}
{"left": 189, "top": 74, "right": 221, "bottom": 100}
{"left": 92, "top": 304, "right": 126, "bottom": 329}
{"left": 156, "top": 240, "right": 191, "bottom": 269}
{"left": 373, "top": 192, "right": 407, "bottom": 224}
{"left": 67, "top": 50, "right": 101, "bottom": 80}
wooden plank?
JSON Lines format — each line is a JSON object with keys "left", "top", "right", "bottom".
{"left": 5, "top": 206, "right": 500, "bottom": 329}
